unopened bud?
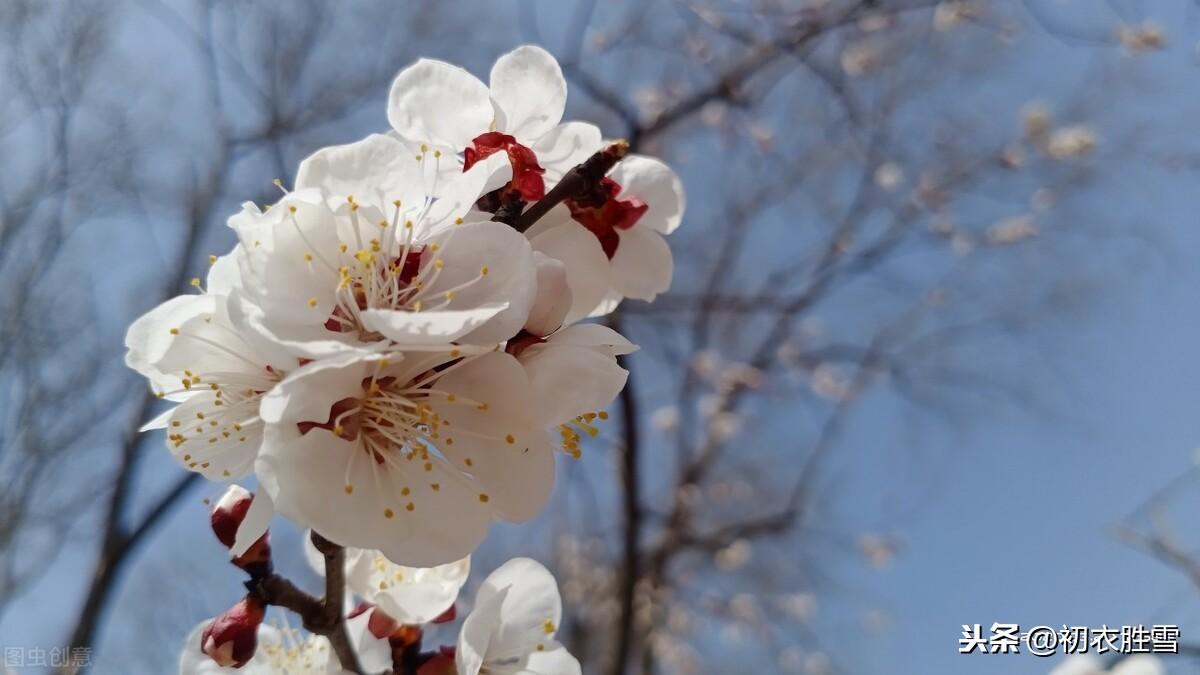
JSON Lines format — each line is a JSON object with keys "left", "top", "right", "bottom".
{"left": 210, "top": 485, "right": 271, "bottom": 571}
{"left": 201, "top": 596, "right": 265, "bottom": 668}
{"left": 524, "top": 253, "right": 572, "bottom": 337}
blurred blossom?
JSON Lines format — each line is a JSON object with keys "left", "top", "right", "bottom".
{"left": 730, "top": 593, "right": 761, "bottom": 623}
{"left": 1045, "top": 125, "right": 1097, "bottom": 160}
{"left": 858, "top": 533, "right": 899, "bottom": 569}
{"left": 779, "top": 646, "right": 806, "bottom": 674}
{"left": 840, "top": 40, "right": 881, "bottom": 77}
{"left": 1000, "top": 144, "right": 1026, "bottom": 169}
{"left": 720, "top": 623, "right": 746, "bottom": 644}
{"left": 933, "top": 0, "right": 982, "bottom": 31}
{"left": 701, "top": 101, "right": 729, "bottom": 128}
{"left": 811, "top": 363, "right": 852, "bottom": 401}
{"left": 667, "top": 605, "right": 691, "bottom": 633}
{"left": 722, "top": 363, "right": 765, "bottom": 390}
{"left": 985, "top": 215, "right": 1038, "bottom": 246}
{"left": 777, "top": 340, "right": 803, "bottom": 365}
{"left": 1021, "top": 102, "right": 1052, "bottom": 141}
{"left": 636, "top": 85, "right": 666, "bottom": 119}
{"left": 1117, "top": 21, "right": 1166, "bottom": 55}
{"left": 748, "top": 121, "right": 776, "bottom": 152}
{"left": 874, "top": 162, "right": 905, "bottom": 192}
{"left": 709, "top": 412, "right": 743, "bottom": 442}
{"left": 691, "top": 349, "right": 719, "bottom": 377}
{"left": 778, "top": 592, "right": 818, "bottom": 622}
{"left": 697, "top": 394, "right": 721, "bottom": 416}
{"left": 857, "top": 12, "right": 893, "bottom": 33}
{"left": 653, "top": 405, "right": 681, "bottom": 432}
{"left": 715, "top": 539, "right": 753, "bottom": 571}
{"left": 929, "top": 218, "right": 955, "bottom": 237}
{"left": 924, "top": 288, "right": 948, "bottom": 308}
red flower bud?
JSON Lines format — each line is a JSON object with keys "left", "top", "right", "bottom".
{"left": 210, "top": 485, "right": 271, "bottom": 570}
{"left": 200, "top": 596, "right": 265, "bottom": 668}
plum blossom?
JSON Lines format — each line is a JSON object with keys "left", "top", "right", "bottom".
{"left": 304, "top": 534, "right": 469, "bottom": 627}
{"left": 125, "top": 250, "right": 287, "bottom": 481}
{"left": 387, "top": 45, "right": 603, "bottom": 204}
{"left": 505, "top": 254, "right": 636, "bottom": 448}
{"left": 179, "top": 612, "right": 389, "bottom": 675}
{"left": 456, "top": 558, "right": 580, "bottom": 675}
{"left": 229, "top": 133, "right": 535, "bottom": 359}
{"left": 256, "top": 349, "right": 553, "bottom": 567}
{"left": 525, "top": 154, "right": 685, "bottom": 320}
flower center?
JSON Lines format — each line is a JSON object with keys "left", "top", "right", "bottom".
{"left": 566, "top": 177, "right": 647, "bottom": 259}
{"left": 463, "top": 131, "right": 546, "bottom": 206}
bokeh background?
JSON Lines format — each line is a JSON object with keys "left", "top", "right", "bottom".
{"left": 2, "top": 1, "right": 1199, "bottom": 674}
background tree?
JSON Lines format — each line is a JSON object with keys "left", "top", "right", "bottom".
{"left": 0, "top": 1, "right": 1190, "bottom": 674}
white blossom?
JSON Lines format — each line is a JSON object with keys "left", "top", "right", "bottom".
{"left": 457, "top": 558, "right": 581, "bottom": 675}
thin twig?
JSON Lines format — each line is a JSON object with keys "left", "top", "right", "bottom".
{"left": 512, "top": 140, "right": 630, "bottom": 233}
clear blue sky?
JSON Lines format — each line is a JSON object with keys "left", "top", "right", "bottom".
{"left": 3, "top": 3, "right": 1200, "bottom": 675}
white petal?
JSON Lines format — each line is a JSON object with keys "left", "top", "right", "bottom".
{"left": 427, "top": 353, "right": 554, "bottom": 522}
{"left": 530, "top": 221, "right": 611, "bottom": 324}
{"left": 489, "top": 46, "right": 567, "bottom": 141}
{"left": 295, "top": 133, "right": 425, "bottom": 210}
{"left": 359, "top": 305, "right": 508, "bottom": 345}
{"left": 388, "top": 58, "right": 492, "bottom": 150}
{"left": 609, "top": 155, "right": 686, "bottom": 234}
{"left": 345, "top": 610, "right": 392, "bottom": 674}
{"left": 125, "top": 294, "right": 215, "bottom": 392}
{"left": 531, "top": 122, "right": 603, "bottom": 181}
{"left": 586, "top": 289, "right": 624, "bottom": 318}
{"left": 476, "top": 558, "right": 563, "bottom": 661}
{"left": 424, "top": 152, "right": 513, "bottom": 231}
{"left": 420, "top": 222, "right": 537, "bottom": 345}
{"left": 518, "top": 343, "right": 627, "bottom": 427}
{"left": 257, "top": 353, "right": 493, "bottom": 567}
{"left": 524, "top": 253, "right": 572, "bottom": 337}
{"left": 610, "top": 227, "right": 673, "bottom": 301}
{"left": 230, "top": 490, "right": 274, "bottom": 558}
{"left": 507, "top": 642, "right": 582, "bottom": 675}
{"left": 457, "top": 585, "right": 505, "bottom": 675}
{"left": 207, "top": 248, "right": 245, "bottom": 297}
{"left": 546, "top": 323, "right": 637, "bottom": 357}
{"left": 167, "top": 394, "right": 262, "bottom": 481}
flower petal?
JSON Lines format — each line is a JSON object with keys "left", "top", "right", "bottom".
{"left": 457, "top": 585, "right": 505, "bottom": 675}
{"left": 231, "top": 490, "right": 273, "bottom": 558}
{"left": 295, "top": 133, "right": 425, "bottom": 211}
{"left": 427, "top": 353, "right": 554, "bottom": 522}
{"left": 359, "top": 305, "right": 508, "bottom": 345}
{"left": 531, "top": 122, "right": 603, "bottom": 181}
{"left": 609, "top": 155, "right": 686, "bottom": 234}
{"left": 524, "top": 253, "right": 572, "bottom": 337}
{"left": 518, "top": 343, "right": 627, "bottom": 427}
{"left": 546, "top": 323, "right": 638, "bottom": 357}
{"left": 475, "top": 558, "right": 563, "bottom": 661}
{"left": 530, "top": 221, "right": 611, "bottom": 324}
{"left": 489, "top": 46, "right": 566, "bottom": 141}
{"left": 610, "top": 226, "right": 673, "bottom": 302}
{"left": 388, "top": 58, "right": 492, "bottom": 150}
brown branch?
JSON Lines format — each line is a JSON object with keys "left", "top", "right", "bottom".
{"left": 608, "top": 311, "right": 642, "bottom": 675}
{"left": 512, "top": 140, "right": 630, "bottom": 233}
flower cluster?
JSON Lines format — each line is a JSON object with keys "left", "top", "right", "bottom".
{"left": 127, "top": 45, "right": 682, "bottom": 674}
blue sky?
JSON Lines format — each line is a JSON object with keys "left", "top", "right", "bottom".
{"left": 3, "top": 2, "right": 1200, "bottom": 675}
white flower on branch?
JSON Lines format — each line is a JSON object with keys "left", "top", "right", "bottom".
{"left": 179, "top": 611, "right": 388, "bottom": 674}
{"left": 126, "top": 249, "right": 285, "bottom": 482}
{"left": 229, "top": 133, "right": 536, "bottom": 356}
{"left": 457, "top": 558, "right": 581, "bottom": 675}
{"left": 388, "top": 45, "right": 603, "bottom": 196}
{"left": 526, "top": 154, "right": 686, "bottom": 320}
{"left": 303, "top": 534, "right": 469, "bottom": 627}
{"left": 256, "top": 350, "right": 552, "bottom": 567}
{"left": 1045, "top": 125, "right": 1097, "bottom": 160}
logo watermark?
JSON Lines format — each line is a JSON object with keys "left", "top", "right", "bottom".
{"left": 959, "top": 623, "right": 1180, "bottom": 657}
